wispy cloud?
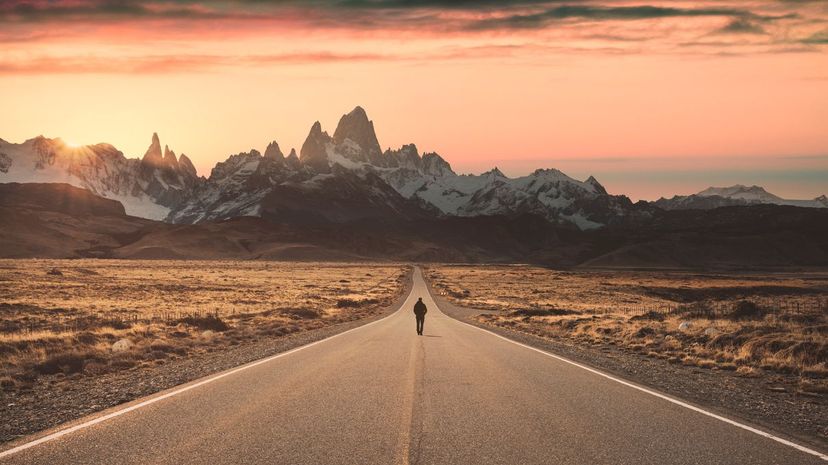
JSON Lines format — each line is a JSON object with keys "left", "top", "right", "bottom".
{"left": 0, "top": 1, "right": 825, "bottom": 74}
{"left": 466, "top": 5, "right": 794, "bottom": 31}
{"left": 0, "top": 51, "right": 392, "bottom": 74}
{"left": 801, "top": 28, "right": 828, "bottom": 43}
{"left": 715, "top": 18, "right": 768, "bottom": 35}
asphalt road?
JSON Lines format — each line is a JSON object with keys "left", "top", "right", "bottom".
{"left": 1, "top": 268, "right": 825, "bottom": 464}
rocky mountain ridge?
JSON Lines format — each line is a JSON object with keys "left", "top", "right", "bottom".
{"left": 0, "top": 133, "right": 201, "bottom": 219}
{"left": 655, "top": 184, "right": 828, "bottom": 210}
{"left": 1, "top": 106, "right": 824, "bottom": 228}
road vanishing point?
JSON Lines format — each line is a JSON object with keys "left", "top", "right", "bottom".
{"left": 1, "top": 268, "right": 825, "bottom": 464}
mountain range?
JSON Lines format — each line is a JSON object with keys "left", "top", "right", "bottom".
{"left": 1, "top": 106, "right": 827, "bottom": 267}
{"left": 1, "top": 106, "right": 824, "bottom": 231}
{"left": 655, "top": 185, "right": 828, "bottom": 210}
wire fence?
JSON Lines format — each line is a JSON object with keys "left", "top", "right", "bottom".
{"left": 605, "top": 296, "right": 828, "bottom": 318}
{"left": 435, "top": 287, "right": 827, "bottom": 321}
{"left": 3, "top": 308, "right": 226, "bottom": 336}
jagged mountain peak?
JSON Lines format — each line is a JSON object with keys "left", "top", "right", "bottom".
{"left": 163, "top": 144, "right": 178, "bottom": 168}
{"left": 178, "top": 154, "right": 197, "bottom": 178}
{"left": 264, "top": 141, "right": 285, "bottom": 160}
{"left": 142, "top": 132, "right": 164, "bottom": 166}
{"left": 700, "top": 184, "right": 765, "bottom": 195}
{"left": 349, "top": 105, "right": 368, "bottom": 117}
{"left": 654, "top": 184, "right": 827, "bottom": 210}
{"left": 309, "top": 121, "right": 323, "bottom": 135}
{"left": 421, "top": 152, "right": 454, "bottom": 177}
{"left": 0, "top": 131, "right": 202, "bottom": 220}
{"left": 300, "top": 121, "right": 333, "bottom": 173}
{"left": 698, "top": 185, "right": 782, "bottom": 202}
{"left": 530, "top": 168, "right": 573, "bottom": 181}
{"left": 0, "top": 107, "right": 654, "bottom": 229}
{"left": 484, "top": 167, "right": 506, "bottom": 178}
{"left": 585, "top": 175, "right": 607, "bottom": 195}
{"left": 333, "top": 105, "right": 382, "bottom": 163}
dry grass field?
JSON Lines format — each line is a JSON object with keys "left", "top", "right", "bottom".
{"left": 426, "top": 265, "right": 828, "bottom": 394}
{"left": 0, "top": 260, "right": 408, "bottom": 392}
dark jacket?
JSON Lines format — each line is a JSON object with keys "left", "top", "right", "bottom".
{"left": 413, "top": 300, "right": 427, "bottom": 317}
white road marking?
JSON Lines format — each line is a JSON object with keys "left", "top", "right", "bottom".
{"left": 4, "top": 269, "right": 826, "bottom": 463}
{"left": 453, "top": 315, "right": 828, "bottom": 461}
{"left": 0, "top": 300, "right": 406, "bottom": 459}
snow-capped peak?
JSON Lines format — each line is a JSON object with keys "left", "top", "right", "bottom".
{"left": 656, "top": 184, "right": 828, "bottom": 210}
{"left": 1, "top": 106, "right": 632, "bottom": 229}
{"left": 0, "top": 133, "right": 202, "bottom": 220}
{"left": 332, "top": 106, "right": 382, "bottom": 165}
{"left": 585, "top": 175, "right": 607, "bottom": 195}
{"left": 697, "top": 185, "right": 782, "bottom": 202}
{"left": 484, "top": 167, "right": 507, "bottom": 179}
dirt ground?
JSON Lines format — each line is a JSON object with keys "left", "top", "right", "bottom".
{"left": 0, "top": 260, "right": 409, "bottom": 393}
{"left": 425, "top": 265, "right": 828, "bottom": 395}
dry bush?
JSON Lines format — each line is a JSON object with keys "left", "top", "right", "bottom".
{"left": 0, "top": 260, "right": 409, "bottom": 391}
{"left": 282, "top": 308, "right": 321, "bottom": 319}
{"left": 728, "top": 301, "right": 766, "bottom": 320}
{"left": 174, "top": 315, "right": 229, "bottom": 331}
{"left": 428, "top": 265, "right": 828, "bottom": 387}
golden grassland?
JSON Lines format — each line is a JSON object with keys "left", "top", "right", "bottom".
{"left": 0, "top": 260, "right": 408, "bottom": 391}
{"left": 426, "top": 265, "right": 828, "bottom": 394}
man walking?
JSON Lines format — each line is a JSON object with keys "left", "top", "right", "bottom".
{"left": 413, "top": 297, "right": 427, "bottom": 335}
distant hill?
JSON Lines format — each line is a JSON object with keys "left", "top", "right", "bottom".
{"left": 653, "top": 185, "right": 827, "bottom": 211}
{"left": 2, "top": 183, "right": 827, "bottom": 269}
{"left": 2, "top": 106, "right": 826, "bottom": 267}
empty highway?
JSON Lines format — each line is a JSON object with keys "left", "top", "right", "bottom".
{"left": 1, "top": 268, "right": 824, "bottom": 464}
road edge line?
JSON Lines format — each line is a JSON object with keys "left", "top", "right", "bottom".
{"left": 454, "top": 316, "right": 828, "bottom": 461}
{"left": 419, "top": 267, "right": 828, "bottom": 462}
{"left": 0, "top": 270, "right": 414, "bottom": 460}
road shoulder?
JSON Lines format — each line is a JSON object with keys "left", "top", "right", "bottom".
{"left": 0, "top": 266, "right": 414, "bottom": 447}
{"left": 423, "top": 271, "right": 828, "bottom": 453}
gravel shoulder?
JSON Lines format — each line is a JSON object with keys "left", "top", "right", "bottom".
{"left": 424, "top": 275, "right": 828, "bottom": 453}
{"left": 0, "top": 267, "right": 413, "bottom": 445}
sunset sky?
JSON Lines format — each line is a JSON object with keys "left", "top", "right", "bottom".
{"left": 1, "top": 0, "right": 827, "bottom": 200}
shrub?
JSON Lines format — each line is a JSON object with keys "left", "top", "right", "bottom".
{"left": 675, "top": 302, "right": 714, "bottom": 319}
{"left": 37, "top": 351, "right": 101, "bottom": 375}
{"left": 109, "top": 353, "right": 138, "bottom": 369}
{"left": 0, "top": 377, "right": 15, "bottom": 390}
{"left": 510, "top": 308, "right": 575, "bottom": 317}
{"left": 176, "top": 315, "right": 228, "bottom": 331}
{"left": 728, "top": 301, "right": 765, "bottom": 320}
{"left": 629, "top": 311, "right": 666, "bottom": 322}
{"left": 83, "top": 361, "right": 109, "bottom": 376}
{"left": 633, "top": 326, "right": 656, "bottom": 338}
{"left": 149, "top": 340, "right": 176, "bottom": 352}
{"left": 75, "top": 331, "right": 99, "bottom": 344}
{"left": 103, "top": 319, "right": 133, "bottom": 330}
{"left": 283, "top": 308, "right": 320, "bottom": 319}
{"left": 336, "top": 298, "right": 378, "bottom": 308}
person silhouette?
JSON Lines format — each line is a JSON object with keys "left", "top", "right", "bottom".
{"left": 413, "top": 297, "right": 427, "bottom": 336}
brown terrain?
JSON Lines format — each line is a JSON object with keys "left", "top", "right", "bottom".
{"left": 2, "top": 182, "right": 827, "bottom": 449}
{"left": 425, "top": 265, "right": 828, "bottom": 446}
{"left": 0, "top": 260, "right": 410, "bottom": 442}
{"left": 2, "top": 182, "right": 828, "bottom": 268}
